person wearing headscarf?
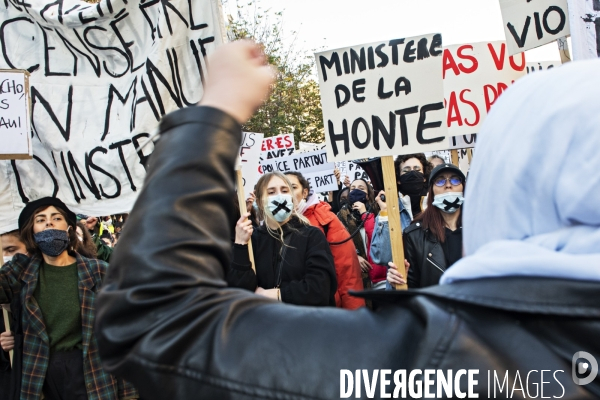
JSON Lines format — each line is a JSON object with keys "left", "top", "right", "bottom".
{"left": 95, "top": 41, "right": 599, "bottom": 399}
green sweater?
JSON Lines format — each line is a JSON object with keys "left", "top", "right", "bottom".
{"left": 33, "top": 262, "right": 83, "bottom": 354}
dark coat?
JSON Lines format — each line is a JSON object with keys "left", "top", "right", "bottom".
{"left": 95, "top": 106, "right": 600, "bottom": 400}
{"left": 228, "top": 217, "right": 337, "bottom": 307}
{"left": 404, "top": 222, "right": 462, "bottom": 288}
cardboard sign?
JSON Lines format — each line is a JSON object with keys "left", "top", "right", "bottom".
{"left": 297, "top": 141, "right": 326, "bottom": 153}
{"left": 303, "top": 170, "right": 338, "bottom": 193}
{"left": 0, "top": 70, "right": 32, "bottom": 160}
{"left": 499, "top": 0, "right": 570, "bottom": 56}
{"left": 239, "top": 132, "right": 264, "bottom": 198}
{"left": 335, "top": 161, "right": 368, "bottom": 182}
{"left": 447, "top": 134, "right": 478, "bottom": 150}
{"left": 444, "top": 41, "right": 527, "bottom": 148}
{"left": 0, "top": 0, "right": 225, "bottom": 232}
{"left": 426, "top": 150, "right": 452, "bottom": 164}
{"left": 567, "top": 0, "right": 600, "bottom": 60}
{"left": 260, "top": 134, "right": 295, "bottom": 160}
{"left": 316, "top": 33, "right": 448, "bottom": 162}
{"left": 526, "top": 60, "right": 562, "bottom": 73}
{"left": 260, "top": 149, "right": 337, "bottom": 192}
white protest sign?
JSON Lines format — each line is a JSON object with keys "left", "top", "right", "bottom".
{"left": 297, "top": 141, "right": 326, "bottom": 153}
{"left": 0, "top": 0, "right": 224, "bottom": 232}
{"left": 260, "top": 134, "right": 295, "bottom": 160}
{"left": 260, "top": 149, "right": 337, "bottom": 192}
{"left": 426, "top": 150, "right": 452, "bottom": 164}
{"left": 443, "top": 41, "right": 527, "bottom": 149}
{"left": 567, "top": 0, "right": 600, "bottom": 59}
{"left": 239, "top": 132, "right": 264, "bottom": 198}
{"left": 526, "top": 60, "right": 562, "bottom": 73}
{"left": 316, "top": 33, "right": 448, "bottom": 162}
{"left": 499, "top": 0, "right": 570, "bottom": 56}
{"left": 0, "top": 70, "right": 32, "bottom": 159}
{"left": 303, "top": 171, "right": 338, "bottom": 193}
{"left": 447, "top": 134, "right": 478, "bottom": 150}
{"left": 335, "top": 161, "right": 368, "bottom": 182}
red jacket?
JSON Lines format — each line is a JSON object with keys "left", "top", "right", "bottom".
{"left": 362, "top": 213, "right": 387, "bottom": 284}
{"left": 303, "top": 202, "right": 365, "bottom": 309}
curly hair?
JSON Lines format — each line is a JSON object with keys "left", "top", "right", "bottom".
{"left": 394, "top": 153, "right": 432, "bottom": 181}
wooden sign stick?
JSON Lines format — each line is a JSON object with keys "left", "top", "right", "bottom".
{"left": 2, "top": 307, "right": 12, "bottom": 367}
{"left": 0, "top": 235, "right": 13, "bottom": 367}
{"left": 381, "top": 156, "right": 407, "bottom": 290}
{"left": 450, "top": 149, "right": 459, "bottom": 166}
{"left": 235, "top": 169, "right": 256, "bottom": 273}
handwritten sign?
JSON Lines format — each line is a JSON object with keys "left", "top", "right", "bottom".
{"left": 0, "top": 0, "right": 225, "bottom": 232}
{"left": 526, "top": 60, "right": 561, "bottom": 73}
{"left": 316, "top": 33, "right": 448, "bottom": 162}
{"left": 260, "top": 134, "right": 295, "bottom": 160}
{"left": 499, "top": 0, "right": 570, "bottom": 56}
{"left": 444, "top": 41, "right": 526, "bottom": 149}
{"left": 239, "top": 132, "right": 264, "bottom": 198}
{"left": 0, "top": 70, "right": 32, "bottom": 159}
{"left": 260, "top": 149, "right": 337, "bottom": 192}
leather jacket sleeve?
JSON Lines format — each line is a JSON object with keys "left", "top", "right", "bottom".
{"left": 227, "top": 243, "right": 258, "bottom": 291}
{"left": 94, "top": 106, "right": 419, "bottom": 399}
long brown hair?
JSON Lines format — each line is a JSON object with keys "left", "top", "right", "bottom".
{"left": 20, "top": 205, "right": 79, "bottom": 256}
{"left": 412, "top": 185, "right": 462, "bottom": 243}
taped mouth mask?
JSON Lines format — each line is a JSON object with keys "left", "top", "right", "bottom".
{"left": 267, "top": 194, "right": 294, "bottom": 222}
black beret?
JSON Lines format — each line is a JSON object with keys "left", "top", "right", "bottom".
{"left": 18, "top": 197, "right": 77, "bottom": 231}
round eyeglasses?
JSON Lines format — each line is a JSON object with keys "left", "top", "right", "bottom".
{"left": 433, "top": 176, "right": 463, "bottom": 187}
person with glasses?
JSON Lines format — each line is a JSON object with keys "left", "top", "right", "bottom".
{"left": 387, "top": 163, "right": 465, "bottom": 289}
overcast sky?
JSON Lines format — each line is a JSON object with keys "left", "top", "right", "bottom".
{"left": 222, "top": 0, "right": 563, "bottom": 62}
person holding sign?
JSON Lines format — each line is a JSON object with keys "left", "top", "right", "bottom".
{"left": 0, "top": 197, "right": 138, "bottom": 400}
{"left": 387, "top": 163, "right": 465, "bottom": 288}
{"left": 228, "top": 172, "right": 337, "bottom": 306}
{"left": 284, "top": 171, "right": 365, "bottom": 309}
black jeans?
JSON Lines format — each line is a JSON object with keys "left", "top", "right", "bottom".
{"left": 43, "top": 349, "right": 87, "bottom": 400}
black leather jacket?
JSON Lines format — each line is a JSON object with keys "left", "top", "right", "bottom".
{"left": 404, "top": 222, "right": 460, "bottom": 288}
{"left": 95, "top": 106, "right": 600, "bottom": 399}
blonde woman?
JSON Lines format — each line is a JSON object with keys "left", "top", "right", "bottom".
{"left": 228, "top": 172, "right": 337, "bottom": 306}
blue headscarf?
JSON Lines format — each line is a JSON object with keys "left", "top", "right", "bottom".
{"left": 441, "top": 59, "right": 600, "bottom": 284}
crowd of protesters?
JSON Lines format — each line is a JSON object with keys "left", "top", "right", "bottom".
{"left": 4, "top": 38, "right": 597, "bottom": 400}
{"left": 0, "top": 146, "right": 466, "bottom": 398}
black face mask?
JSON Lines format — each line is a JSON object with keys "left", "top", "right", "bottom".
{"left": 398, "top": 171, "right": 426, "bottom": 196}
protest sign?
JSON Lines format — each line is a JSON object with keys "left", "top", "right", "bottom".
{"left": 499, "top": 0, "right": 570, "bottom": 56}
{"left": 0, "top": 0, "right": 225, "bottom": 232}
{"left": 444, "top": 41, "right": 527, "bottom": 149}
{"left": 526, "top": 60, "right": 562, "bottom": 73}
{"left": 239, "top": 132, "right": 264, "bottom": 198}
{"left": 447, "top": 134, "right": 478, "bottom": 150}
{"left": 297, "top": 141, "right": 326, "bottom": 153}
{"left": 426, "top": 150, "right": 452, "bottom": 164}
{"left": 303, "top": 171, "right": 338, "bottom": 193}
{"left": 567, "top": 0, "right": 600, "bottom": 59}
{"left": 260, "top": 134, "right": 295, "bottom": 160}
{"left": 335, "top": 161, "right": 368, "bottom": 182}
{"left": 260, "top": 149, "right": 337, "bottom": 192}
{"left": 316, "top": 33, "right": 448, "bottom": 162}
{"left": 0, "top": 70, "right": 32, "bottom": 160}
